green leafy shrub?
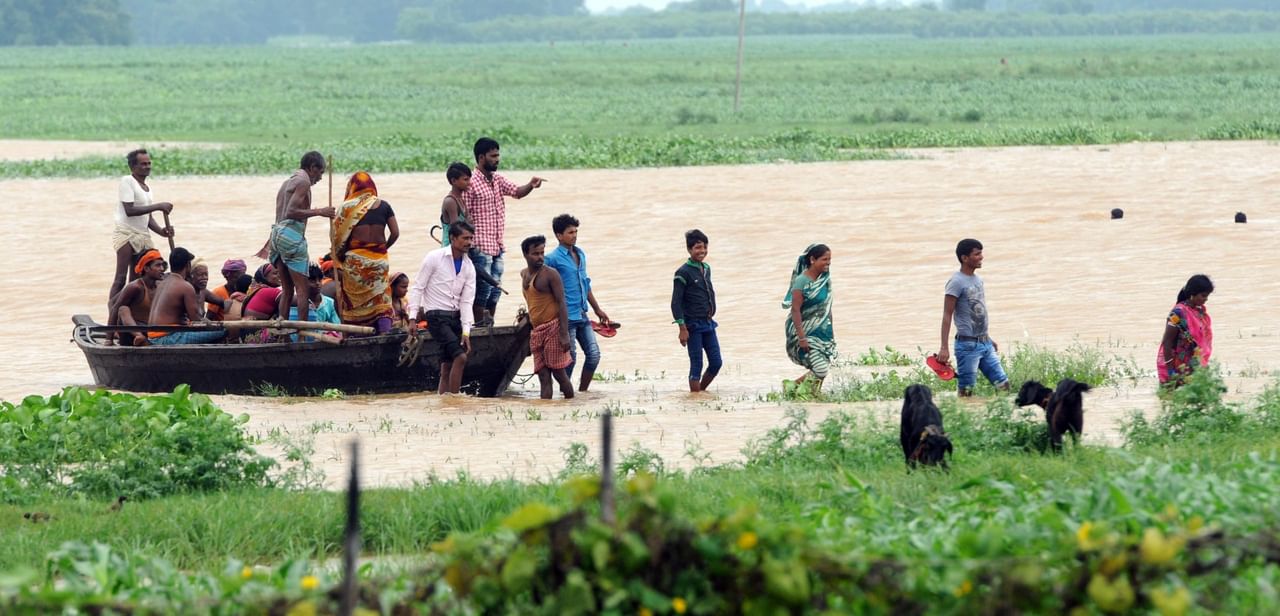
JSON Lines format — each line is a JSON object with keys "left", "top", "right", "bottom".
{"left": 1121, "top": 365, "right": 1242, "bottom": 447}
{"left": 0, "top": 386, "right": 274, "bottom": 501}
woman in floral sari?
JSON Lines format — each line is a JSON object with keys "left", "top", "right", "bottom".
{"left": 783, "top": 244, "right": 835, "bottom": 393}
{"left": 331, "top": 171, "right": 400, "bottom": 333}
{"left": 1158, "top": 274, "right": 1214, "bottom": 387}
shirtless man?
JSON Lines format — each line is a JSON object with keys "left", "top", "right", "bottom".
{"left": 110, "top": 149, "right": 175, "bottom": 304}
{"left": 147, "top": 247, "right": 226, "bottom": 345}
{"left": 107, "top": 248, "right": 166, "bottom": 346}
{"left": 520, "top": 235, "right": 574, "bottom": 399}
{"left": 259, "top": 151, "right": 334, "bottom": 324}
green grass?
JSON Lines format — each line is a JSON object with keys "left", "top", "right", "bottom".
{"left": 1, "top": 34, "right": 1279, "bottom": 176}
{"left": 3, "top": 371, "right": 1280, "bottom": 611}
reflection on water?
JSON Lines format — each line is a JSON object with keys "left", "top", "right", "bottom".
{"left": 1, "top": 141, "right": 1276, "bottom": 486}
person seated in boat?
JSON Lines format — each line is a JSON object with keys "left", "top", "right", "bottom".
{"left": 408, "top": 221, "right": 477, "bottom": 395}
{"left": 206, "top": 259, "right": 247, "bottom": 321}
{"left": 147, "top": 247, "right": 226, "bottom": 345}
{"left": 221, "top": 273, "right": 252, "bottom": 322}
{"left": 241, "top": 261, "right": 280, "bottom": 315}
{"left": 286, "top": 263, "right": 342, "bottom": 342}
{"left": 389, "top": 272, "right": 412, "bottom": 331}
{"left": 332, "top": 171, "right": 400, "bottom": 334}
{"left": 319, "top": 253, "right": 338, "bottom": 299}
{"left": 107, "top": 248, "right": 167, "bottom": 346}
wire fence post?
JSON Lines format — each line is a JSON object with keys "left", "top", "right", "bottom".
{"left": 340, "top": 440, "right": 361, "bottom": 616}
{"left": 600, "top": 409, "right": 615, "bottom": 525}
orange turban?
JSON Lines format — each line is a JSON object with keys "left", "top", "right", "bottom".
{"left": 134, "top": 249, "right": 163, "bottom": 275}
{"left": 345, "top": 171, "right": 377, "bottom": 200}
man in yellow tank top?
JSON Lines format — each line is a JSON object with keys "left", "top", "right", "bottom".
{"left": 519, "top": 235, "right": 574, "bottom": 400}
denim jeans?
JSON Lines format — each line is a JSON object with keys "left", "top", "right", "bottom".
{"left": 468, "top": 248, "right": 504, "bottom": 311}
{"left": 954, "top": 339, "right": 1008, "bottom": 391}
{"left": 565, "top": 319, "right": 601, "bottom": 379}
{"left": 685, "top": 319, "right": 723, "bottom": 381}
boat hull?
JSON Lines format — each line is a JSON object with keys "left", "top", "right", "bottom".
{"left": 71, "top": 315, "right": 531, "bottom": 397}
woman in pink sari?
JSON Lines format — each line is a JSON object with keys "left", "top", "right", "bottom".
{"left": 1157, "top": 274, "right": 1214, "bottom": 387}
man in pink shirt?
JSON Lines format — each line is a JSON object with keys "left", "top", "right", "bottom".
{"left": 464, "top": 137, "right": 544, "bottom": 327}
{"left": 408, "top": 221, "right": 477, "bottom": 394}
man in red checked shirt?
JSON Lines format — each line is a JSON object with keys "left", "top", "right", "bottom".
{"left": 464, "top": 137, "right": 544, "bottom": 327}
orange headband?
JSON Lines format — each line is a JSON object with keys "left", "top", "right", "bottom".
{"left": 345, "top": 171, "right": 377, "bottom": 200}
{"left": 134, "top": 249, "right": 163, "bottom": 275}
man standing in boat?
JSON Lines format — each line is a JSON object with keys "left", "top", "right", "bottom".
{"left": 519, "top": 235, "right": 574, "bottom": 400}
{"left": 110, "top": 149, "right": 175, "bottom": 305}
{"left": 464, "top": 137, "right": 545, "bottom": 327}
{"left": 407, "top": 222, "right": 478, "bottom": 395}
{"left": 259, "top": 151, "right": 334, "bottom": 325}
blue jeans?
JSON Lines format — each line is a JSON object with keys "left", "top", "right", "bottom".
{"left": 685, "top": 319, "right": 722, "bottom": 381}
{"left": 954, "top": 339, "right": 1008, "bottom": 391}
{"left": 565, "top": 319, "right": 601, "bottom": 379}
{"left": 469, "top": 248, "right": 504, "bottom": 311}
{"left": 150, "top": 330, "right": 226, "bottom": 345}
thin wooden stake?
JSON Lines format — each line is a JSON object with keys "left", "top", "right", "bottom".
{"left": 600, "top": 409, "right": 615, "bottom": 524}
{"left": 734, "top": 0, "right": 746, "bottom": 114}
{"left": 339, "top": 440, "right": 360, "bottom": 616}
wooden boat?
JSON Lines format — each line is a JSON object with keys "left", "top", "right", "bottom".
{"left": 70, "top": 314, "right": 531, "bottom": 397}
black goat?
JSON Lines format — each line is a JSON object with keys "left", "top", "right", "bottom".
{"left": 900, "top": 384, "right": 953, "bottom": 470}
{"left": 1015, "top": 378, "right": 1092, "bottom": 452}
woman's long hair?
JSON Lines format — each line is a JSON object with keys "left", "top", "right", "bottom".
{"left": 1176, "top": 274, "right": 1214, "bottom": 304}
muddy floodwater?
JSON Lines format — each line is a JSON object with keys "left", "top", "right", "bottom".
{"left": 1, "top": 140, "right": 1276, "bottom": 488}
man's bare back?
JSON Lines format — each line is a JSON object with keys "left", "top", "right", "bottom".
{"left": 149, "top": 274, "right": 201, "bottom": 326}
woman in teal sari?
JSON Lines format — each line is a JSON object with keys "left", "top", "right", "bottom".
{"left": 783, "top": 244, "right": 835, "bottom": 393}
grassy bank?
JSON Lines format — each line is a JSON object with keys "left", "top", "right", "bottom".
{"left": 1, "top": 34, "right": 1278, "bottom": 177}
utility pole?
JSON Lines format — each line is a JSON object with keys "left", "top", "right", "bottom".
{"left": 734, "top": 0, "right": 746, "bottom": 113}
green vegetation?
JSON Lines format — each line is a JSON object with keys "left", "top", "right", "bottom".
{"left": 0, "top": 386, "right": 273, "bottom": 502}
{"left": 779, "top": 341, "right": 1138, "bottom": 402}
{"left": 4, "top": 359, "right": 1280, "bottom": 612}
{"left": 2, "top": 34, "right": 1279, "bottom": 177}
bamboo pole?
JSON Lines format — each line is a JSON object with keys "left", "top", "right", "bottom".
{"left": 162, "top": 212, "right": 176, "bottom": 251}
{"left": 91, "top": 320, "right": 376, "bottom": 335}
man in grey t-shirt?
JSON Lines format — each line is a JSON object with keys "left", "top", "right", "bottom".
{"left": 938, "top": 238, "right": 1009, "bottom": 396}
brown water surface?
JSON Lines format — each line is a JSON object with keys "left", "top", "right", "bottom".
{"left": 1, "top": 140, "right": 1276, "bottom": 487}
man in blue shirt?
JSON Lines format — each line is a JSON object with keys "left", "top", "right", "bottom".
{"left": 544, "top": 213, "right": 612, "bottom": 392}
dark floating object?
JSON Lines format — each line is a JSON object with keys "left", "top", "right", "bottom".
{"left": 1235, "top": 212, "right": 1247, "bottom": 224}
{"left": 1110, "top": 208, "right": 1124, "bottom": 220}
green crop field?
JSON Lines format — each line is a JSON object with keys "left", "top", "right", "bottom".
{"left": 2, "top": 33, "right": 1279, "bottom": 177}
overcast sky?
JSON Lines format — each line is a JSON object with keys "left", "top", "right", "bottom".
{"left": 584, "top": 0, "right": 876, "bottom": 12}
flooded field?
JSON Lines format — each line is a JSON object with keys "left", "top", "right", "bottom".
{"left": 1, "top": 140, "right": 1275, "bottom": 487}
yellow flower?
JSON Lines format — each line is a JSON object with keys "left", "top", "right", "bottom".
{"left": 953, "top": 580, "right": 973, "bottom": 597}
{"left": 672, "top": 597, "right": 688, "bottom": 614}
{"left": 1187, "top": 515, "right": 1204, "bottom": 533}
{"left": 1076, "top": 521, "right": 1103, "bottom": 551}
{"left": 737, "top": 531, "right": 759, "bottom": 550}
{"left": 1087, "top": 573, "right": 1135, "bottom": 613}
{"left": 1150, "top": 586, "right": 1192, "bottom": 616}
{"left": 300, "top": 575, "right": 319, "bottom": 591}
{"left": 1099, "top": 553, "right": 1128, "bottom": 577}
{"left": 1140, "top": 528, "right": 1184, "bottom": 566}
{"left": 639, "top": 608, "right": 653, "bottom": 616}
{"left": 241, "top": 566, "right": 253, "bottom": 580}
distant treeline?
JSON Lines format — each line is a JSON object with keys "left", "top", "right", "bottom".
{"left": 1, "top": 0, "right": 1277, "bottom": 46}
{"left": 405, "top": 9, "right": 1280, "bottom": 43}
